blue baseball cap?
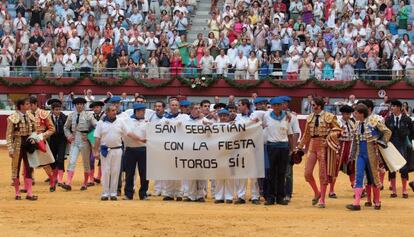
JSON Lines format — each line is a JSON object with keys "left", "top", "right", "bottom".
{"left": 280, "top": 96, "right": 292, "bottom": 102}
{"left": 253, "top": 97, "right": 268, "bottom": 104}
{"left": 270, "top": 97, "right": 284, "bottom": 105}
{"left": 217, "top": 109, "right": 230, "bottom": 115}
{"left": 179, "top": 100, "right": 191, "bottom": 107}
{"left": 108, "top": 96, "right": 122, "bottom": 103}
{"left": 133, "top": 103, "right": 146, "bottom": 110}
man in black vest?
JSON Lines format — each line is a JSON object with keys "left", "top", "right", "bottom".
{"left": 47, "top": 99, "right": 68, "bottom": 187}
{"left": 385, "top": 100, "right": 413, "bottom": 198}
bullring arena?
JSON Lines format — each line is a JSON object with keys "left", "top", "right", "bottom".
{"left": 1, "top": 149, "right": 413, "bottom": 237}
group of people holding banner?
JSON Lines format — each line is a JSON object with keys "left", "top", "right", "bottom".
{"left": 5, "top": 93, "right": 414, "bottom": 211}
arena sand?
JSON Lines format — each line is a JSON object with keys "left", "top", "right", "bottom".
{"left": 0, "top": 148, "right": 413, "bottom": 237}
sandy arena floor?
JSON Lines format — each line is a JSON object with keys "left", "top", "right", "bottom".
{"left": 0, "top": 148, "right": 413, "bottom": 237}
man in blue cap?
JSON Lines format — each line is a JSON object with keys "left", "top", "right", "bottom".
{"left": 93, "top": 104, "right": 129, "bottom": 201}
{"left": 262, "top": 96, "right": 294, "bottom": 205}
{"left": 214, "top": 109, "right": 235, "bottom": 204}
{"left": 179, "top": 100, "right": 191, "bottom": 115}
{"left": 108, "top": 96, "right": 122, "bottom": 114}
{"left": 280, "top": 95, "right": 300, "bottom": 202}
{"left": 122, "top": 103, "right": 150, "bottom": 200}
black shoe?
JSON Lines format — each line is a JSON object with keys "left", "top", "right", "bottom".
{"left": 318, "top": 203, "right": 326, "bottom": 208}
{"left": 15, "top": 196, "right": 22, "bottom": 200}
{"left": 139, "top": 196, "right": 149, "bottom": 200}
{"left": 163, "top": 196, "right": 174, "bottom": 201}
{"left": 374, "top": 204, "right": 381, "bottom": 210}
{"left": 284, "top": 196, "right": 291, "bottom": 202}
{"left": 50, "top": 186, "right": 56, "bottom": 192}
{"left": 390, "top": 193, "right": 397, "bottom": 198}
{"left": 276, "top": 200, "right": 289, "bottom": 205}
{"left": 361, "top": 190, "right": 367, "bottom": 198}
{"left": 101, "top": 196, "right": 109, "bottom": 201}
{"left": 409, "top": 182, "right": 414, "bottom": 192}
{"left": 87, "top": 182, "right": 95, "bottom": 187}
{"left": 346, "top": 204, "right": 361, "bottom": 211}
{"left": 176, "top": 197, "right": 183, "bottom": 201}
{"left": 123, "top": 196, "right": 133, "bottom": 200}
{"left": 80, "top": 186, "right": 87, "bottom": 191}
{"left": 312, "top": 195, "right": 320, "bottom": 206}
{"left": 26, "top": 195, "right": 38, "bottom": 201}
{"left": 329, "top": 193, "right": 337, "bottom": 199}
{"left": 214, "top": 200, "right": 224, "bottom": 204}
{"left": 264, "top": 200, "right": 275, "bottom": 205}
{"left": 20, "top": 189, "right": 27, "bottom": 193}
{"left": 196, "top": 198, "right": 205, "bottom": 202}
{"left": 364, "top": 201, "right": 372, "bottom": 207}
{"left": 94, "top": 178, "right": 101, "bottom": 184}
{"left": 225, "top": 199, "right": 233, "bottom": 204}
{"left": 110, "top": 196, "right": 118, "bottom": 201}
{"left": 402, "top": 193, "right": 409, "bottom": 199}
{"left": 61, "top": 184, "right": 72, "bottom": 191}
{"left": 234, "top": 198, "right": 246, "bottom": 204}
{"left": 57, "top": 183, "right": 63, "bottom": 187}
{"left": 251, "top": 199, "right": 260, "bottom": 205}
{"left": 44, "top": 178, "right": 50, "bottom": 183}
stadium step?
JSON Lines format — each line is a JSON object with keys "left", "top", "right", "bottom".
{"left": 187, "top": 1, "right": 213, "bottom": 42}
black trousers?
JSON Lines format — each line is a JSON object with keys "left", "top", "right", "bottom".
{"left": 266, "top": 145, "right": 289, "bottom": 202}
{"left": 49, "top": 139, "right": 66, "bottom": 170}
{"left": 124, "top": 147, "right": 148, "bottom": 199}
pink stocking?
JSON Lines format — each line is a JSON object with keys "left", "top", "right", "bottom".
{"left": 379, "top": 172, "right": 385, "bottom": 185}
{"left": 319, "top": 183, "right": 327, "bottom": 204}
{"left": 402, "top": 178, "right": 408, "bottom": 194}
{"left": 25, "top": 178, "right": 33, "bottom": 197}
{"left": 365, "top": 184, "right": 372, "bottom": 202}
{"left": 66, "top": 171, "right": 74, "bottom": 185}
{"left": 58, "top": 170, "right": 64, "bottom": 183}
{"left": 308, "top": 178, "right": 320, "bottom": 198}
{"left": 390, "top": 178, "right": 397, "bottom": 194}
{"left": 83, "top": 172, "right": 89, "bottom": 186}
{"left": 329, "top": 179, "right": 336, "bottom": 194}
{"left": 353, "top": 188, "right": 364, "bottom": 206}
{"left": 13, "top": 178, "right": 20, "bottom": 196}
{"left": 373, "top": 187, "right": 381, "bottom": 206}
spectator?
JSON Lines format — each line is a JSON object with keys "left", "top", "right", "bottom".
{"left": 147, "top": 51, "right": 160, "bottom": 79}
{"left": 215, "top": 49, "right": 229, "bottom": 78}
{"left": 25, "top": 44, "right": 39, "bottom": 76}
{"left": 84, "top": 89, "right": 95, "bottom": 109}
{"left": 233, "top": 50, "right": 248, "bottom": 80}
{"left": 39, "top": 47, "right": 53, "bottom": 75}
{"left": 286, "top": 50, "right": 300, "bottom": 80}
{"left": 186, "top": 51, "right": 198, "bottom": 78}
{"left": 200, "top": 49, "right": 214, "bottom": 76}
{"left": 63, "top": 47, "right": 77, "bottom": 77}
{"left": 170, "top": 49, "right": 182, "bottom": 78}
{"left": 106, "top": 48, "right": 118, "bottom": 76}
{"left": 79, "top": 48, "right": 93, "bottom": 74}
{"left": 247, "top": 51, "right": 259, "bottom": 80}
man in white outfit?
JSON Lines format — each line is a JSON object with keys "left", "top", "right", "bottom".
{"left": 214, "top": 109, "right": 235, "bottom": 204}
{"left": 234, "top": 99, "right": 260, "bottom": 204}
{"left": 94, "top": 105, "right": 128, "bottom": 201}
{"left": 162, "top": 99, "right": 189, "bottom": 201}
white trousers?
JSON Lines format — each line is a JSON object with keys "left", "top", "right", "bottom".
{"left": 154, "top": 180, "right": 165, "bottom": 195}
{"left": 164, "top": 180, "right": 182, "bottom": 198}
{"left": 235, "top": 178, "right": 260, "bottom": 200}
{"left": 187, "top": 180, "right": 207, "bottom": 200}
{"left": 215, "top": 179, "right": 234, "bottom": 200}
{"left": 101, "top": 149, "right": 122, "bottom": 197}
{"left": 67, "top": 140, "right": 91, "bottom": 172}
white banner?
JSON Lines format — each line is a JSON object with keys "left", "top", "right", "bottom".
{"left": 146, "top": 121, "right": 265, "bottom": 180}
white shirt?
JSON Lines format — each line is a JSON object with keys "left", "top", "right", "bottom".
{"left": 39, "top": 52, "right": 53, "bottom": 67}
{"left": 94, "top": 118, "right": 127, "bottom": 148}
{"left": 405, "top": 54, "right": 414, "bottom": 69}
{"left": 262, "top": 111, "right": 293, "bottom": 142}
{"left": 287, "top": 55, "right": 300, "bottom": 73}
{"left": 233, "top": 56, "right": 248, "bottom": 70}
{"left": 215, "top": 55, "right": 229, "bottom": 74}
{"left": 123, "top": 117, "right": 147, "bottom": 148}
{"left": 144, "top": 37, "right": 159, "bottom": 50}
{"left": 67, "top": 37, "right": 81, "bottom": 50}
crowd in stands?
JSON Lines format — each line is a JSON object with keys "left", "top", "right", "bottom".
{"left": 1, "top": 0, "right": 414, "bottom": 80}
